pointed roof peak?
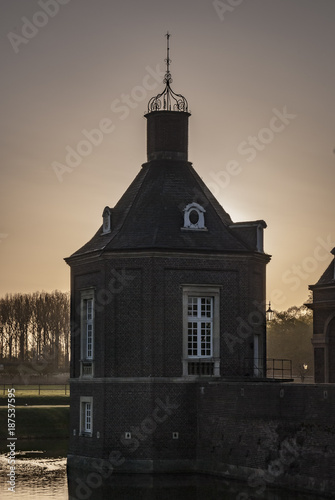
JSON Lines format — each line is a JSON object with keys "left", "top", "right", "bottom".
{"left": 147, "top": 33, "right": 189, "bottom": 113}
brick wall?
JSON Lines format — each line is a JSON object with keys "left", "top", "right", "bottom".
{"left": 70, "top": 253, "right": 267, "bottom": 380}
{"left": 68, "top": 379, "right": 335, "bottom": 497}
{"left": 197, "top": 381, "right": 335, "bottom": 496}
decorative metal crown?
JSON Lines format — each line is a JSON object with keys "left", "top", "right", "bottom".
{"left": 147, "top": 33, "right": 189, "bottom": 113}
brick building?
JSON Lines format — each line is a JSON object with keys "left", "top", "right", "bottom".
{"left": 308, "top": 248, "right": 335, "bottom": 383}
{"left": 65, "top": 36, "right": 271, "bottom": 472}
{"left": 65, "top": 40, "right": 335, "bottom": 497}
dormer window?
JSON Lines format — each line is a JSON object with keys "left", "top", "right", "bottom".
{"left": 257, "top": 224, "right": 264, "bottom": 252}
{"left": 182, "top": 203, "right": 207, "bottom": 230}
{"left": 102, "top": 207, "right": 111, "bottom": 234}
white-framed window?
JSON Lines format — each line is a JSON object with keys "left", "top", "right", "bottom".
{"left": 182, "top": 203, "right": 207, "bottom": 230}
{"left": 187, "top": 297, "right": 213, "bottom": 357}
{"left": 80, "top": 290, "right": 94, "bottom": 377}
{"left": 102, "top": 206, "right": 111, "bottom": 234}
{"left": 80, "top": 396, "right": 93, "bottom": 436}
{"left": 86, "top": 298, "right": 93, "bottom": 359}
{"left": 182, "top": 285, "right": 220, "bottom": 376}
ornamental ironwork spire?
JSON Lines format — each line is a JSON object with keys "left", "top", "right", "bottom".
{"left": 147, "top": 32, "right": 189, "bottom": 113}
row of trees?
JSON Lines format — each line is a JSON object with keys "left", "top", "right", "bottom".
{"left": 0, "top": 291, "right": 70, "bottom": 374}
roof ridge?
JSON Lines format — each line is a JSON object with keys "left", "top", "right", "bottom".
{"left": 187, "top": 165, "right": 251, "bottom": 251}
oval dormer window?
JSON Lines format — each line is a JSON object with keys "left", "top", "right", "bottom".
{"left": 182, "top": 203, "right": 207, "bottom": 230}
{"left": 189, "top": 210, "right": 199, "bottom": 225}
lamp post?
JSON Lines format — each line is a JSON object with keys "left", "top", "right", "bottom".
{"left": 300, "top": 363, "right": 308, "bottom": 383}
{"left": 266, "top": 302, "right": 274, "bottom": 322}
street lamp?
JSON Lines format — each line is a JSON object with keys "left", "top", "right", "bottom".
{"left": 300, "top": 363, "right": 308, "bottom": 382}
{"left": 266, "top": 302, "right": 274, "bottom": 321}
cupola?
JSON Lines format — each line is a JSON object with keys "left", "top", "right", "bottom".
{"left": 145, "top": 33, "right": 190, "bottom": 162}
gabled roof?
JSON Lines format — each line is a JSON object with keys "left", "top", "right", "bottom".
{"left": 67, "top": 159, "right": 268, "bottom": 261}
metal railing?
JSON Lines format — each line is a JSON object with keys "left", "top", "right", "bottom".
{"left": 188, "top": 360, "right": 214, "bottom": 376}
{"left": 243, "top": 358, "right": 292, "bottom": 379}
{"left": 1, "top": 384, "right": 70, "bottom": 396}
{"left": 267, "top": 358, "right": 292, "bottom": 379}
{"left": 81, "top": 361, "right": 93, "bottom": 377}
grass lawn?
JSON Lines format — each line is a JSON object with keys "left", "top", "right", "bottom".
{"left": 0, "top": 384, "right": 70, "bottom": 396}
{"left": 0, "top": 406, "right": 69, "bottom": 443}
{"left": 1, "top": 395, "right": 69, "bottom": 405}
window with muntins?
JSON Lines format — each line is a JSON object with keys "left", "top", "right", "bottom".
{"left": 80, "top": 290, "right": 94, "bottom": 377}
{"left": 86, "top": 299, "right": 93, "bottom": 359}
{"left": 187, "top": 297, "right": 213, "bottom": 357}
{"left": 80, "top": 396, "right": 93, "bottom": 436}
{"left": 84, "top": 402, "right": 92, "bottom": 432}
{"left": 182, "top": 285, "right": 220, "bottom": 377}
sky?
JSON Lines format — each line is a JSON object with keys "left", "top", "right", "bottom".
{"left": 1, "top": 0, "right": 334, "bottom": 311}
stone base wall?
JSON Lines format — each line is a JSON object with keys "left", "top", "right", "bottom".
{"left": 68, "top": 379, "right": 335, "bottom": 498}
{"left": 197, "top": 381, "right": 335, "bottom": 498}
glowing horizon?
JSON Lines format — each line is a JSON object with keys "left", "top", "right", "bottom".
{"left": 1, "top": 1, "right": 335, "bottom": 311}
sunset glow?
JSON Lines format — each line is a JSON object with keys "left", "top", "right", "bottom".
{"left": 1, "top": 1, "right": 334, "bottom": 310}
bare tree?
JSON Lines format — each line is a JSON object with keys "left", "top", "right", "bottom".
{"left": 0, "top": 291, "right": 70, "bottom": 373}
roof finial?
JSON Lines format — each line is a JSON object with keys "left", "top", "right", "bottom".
{"left": 165, "top": 31, "right": 171, "bottom": 77}
{"left": 147, "top": 33, "right": 188, "bottom": 113}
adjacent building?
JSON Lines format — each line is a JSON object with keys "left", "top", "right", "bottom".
{"left": 308, "top": 248, "right": 335, "bottom": 383}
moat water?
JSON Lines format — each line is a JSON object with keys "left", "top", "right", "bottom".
{"left": 0, "top": 440, "right": 328, "bottom": 499}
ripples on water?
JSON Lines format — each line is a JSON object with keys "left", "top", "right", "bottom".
{"left": 0, "top": 452, "right": 67, "bottom": 499}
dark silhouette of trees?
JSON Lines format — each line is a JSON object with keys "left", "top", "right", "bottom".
{"left": 0, "top": 291, "right": 70, "bottom": 375}
{"left": 267, "top": 304, "right": 313, "bottom": 377}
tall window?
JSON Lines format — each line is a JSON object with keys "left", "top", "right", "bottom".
{"left": 80, "top": 397, "right": 93, "bottom": 436}
{"left": 187, "top": 297, "right": 213, "bottom": 357}
{"left": 81, "top": 290, "right": 94, "bottom": 377}
{"left": 84, "top": 402, "right": 92, "bottom": 432}
{"left": 182, "top": 286, "right": 220, "bottom": 377}
{"left": 85, "top": 298, "right": 93, "bottom": 359}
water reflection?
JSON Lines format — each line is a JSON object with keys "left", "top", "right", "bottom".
{"left": 67, "top": 468, "right": 321, "bottom": 500}
{"left": 0, "top": 441, "right": 327, "bottom": 500}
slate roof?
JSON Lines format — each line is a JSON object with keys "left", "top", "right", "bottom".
{"left": 314, "top": 253, "right": 335, "bottom": 286}
{"left": 67, "top": 159, "right": 267, "bottom": 261}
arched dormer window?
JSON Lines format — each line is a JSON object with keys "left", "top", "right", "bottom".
{"left": 102, "top": 207, "right": 111, "bottom": 234}
{"left": 182, "top": 203, "right": 207, "bottom": 230}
